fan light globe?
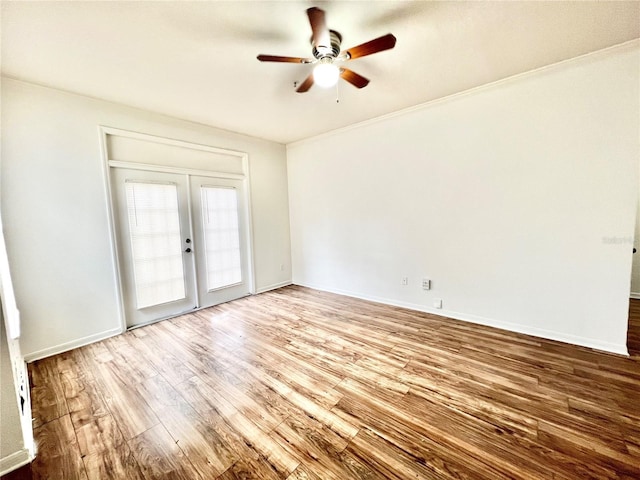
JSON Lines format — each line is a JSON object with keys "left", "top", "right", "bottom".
{"left": 313, "top": 63, "right": 339, "bottom": 88}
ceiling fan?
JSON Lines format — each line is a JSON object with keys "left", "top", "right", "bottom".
{"left": 257, "top": 7, "right": 396, "bottom": 93}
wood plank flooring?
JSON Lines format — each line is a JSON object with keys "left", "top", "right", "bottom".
{"left": 627, "top": 298, "right": 640, "bottom": 357}
{"left": 25, "top": 287, "right": 640, "bottom": 479}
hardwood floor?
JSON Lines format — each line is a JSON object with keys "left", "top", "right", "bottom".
{"left": 0, "top": 464, "right": 32, "bottom": 480}
{"left": 24, "top": 286, "right": 640, "bottom": 479}
{"left": 627, "top": 298, "right": 640, "bottom": 357}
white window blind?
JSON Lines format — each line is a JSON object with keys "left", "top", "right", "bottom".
{"left": 201, "top": 186, "right": 242, "bottom": 290}
{"left": 125, "top": 181, "right": 186, "bottom": 309}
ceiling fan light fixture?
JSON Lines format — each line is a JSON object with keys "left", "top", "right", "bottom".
{"left": 313, "top": 62, "right": 339, "bottom": 88}
{"left": 257, "top": 7, "right": 396, "bottom": 93}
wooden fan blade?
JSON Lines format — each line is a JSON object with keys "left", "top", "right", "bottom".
{"left": 342, "top": 33, "right": 397, "bottom": 60}
{"left": 340, "top": 68, "right": 370, "bottom": 89}
{"left": 307, "top": 7, "right": 330, "bottom": 50}
{"left": 257, "top": 54, "right": 309, "bottom": 63}
{"left": 296, "top": 74, "right": 314, "bottom": 93}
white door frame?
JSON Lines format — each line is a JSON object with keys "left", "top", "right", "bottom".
{"left": 98, "top": 126, "right": 256, "bottom": 332}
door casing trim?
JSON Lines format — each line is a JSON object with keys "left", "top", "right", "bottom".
{"left": 98, "top": 126, "right": 256, "bottom": 334}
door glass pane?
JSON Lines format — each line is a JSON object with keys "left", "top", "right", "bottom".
{"left": 125, "top": 181, "right": 186, "bottom": 309}
{"left": 201, "top": 186, "right": 242, "bottom": 290}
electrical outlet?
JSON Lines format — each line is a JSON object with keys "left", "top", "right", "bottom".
{"left": 402, "top": 277, "right": 409, "bottom": 286}
{"left": 422, "top": 278, "right": 431, "bottom": 290}
{"left": 434, "top": 298, "right": 442, "bottom": 309}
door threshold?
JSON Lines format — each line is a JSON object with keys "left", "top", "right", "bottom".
{"left": 126, "top": 293, "right": 251, "bottom": 331}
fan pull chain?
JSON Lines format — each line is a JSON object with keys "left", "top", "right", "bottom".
{"left": 335, "top": 81, "right": 340, "bottom": 104}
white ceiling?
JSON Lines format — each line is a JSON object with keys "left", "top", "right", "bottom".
{"left": 2, "top": 1, "right": 639, "bottom": 144}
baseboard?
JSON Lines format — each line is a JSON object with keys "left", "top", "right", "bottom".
{"left": 630, "top": 292, "right": 640, "bottom": 300}
{"left": 24, "top": 326, "right": 122, "bottom": 362}
{"left": 23, "top": 286, "right": 294, "bottom": 361}
{"left": 0, "top": 448, "right": 31, "bottom": 477}
{"left": 255, "top": 280, "right": 293, "bottom": 294}
{"left": 294, "top": 282, "right": 629, "bottom": 357}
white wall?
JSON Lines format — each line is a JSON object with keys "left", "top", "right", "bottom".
{"left": 287, "top": 43, "right": 639, "bottom": 355}
{"left": 1, "top": 78, "right": 291, "bottom": 360}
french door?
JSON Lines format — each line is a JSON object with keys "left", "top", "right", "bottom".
{"left": 111, "top": 168, "right": 250, "bottom": 328}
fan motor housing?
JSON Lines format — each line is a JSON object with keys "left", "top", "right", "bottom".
{"left": 312, "top": 30, "right": 342, "bottom": 59}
